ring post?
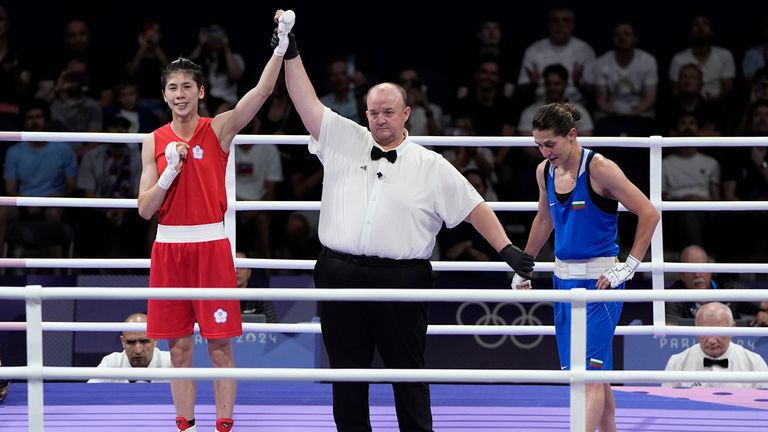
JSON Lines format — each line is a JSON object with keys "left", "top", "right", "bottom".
{"left": 25, "top": 284, "right": 44, "bottom": 432}
{"left": 570, "top": 288, "right": 587, "bottom": 431}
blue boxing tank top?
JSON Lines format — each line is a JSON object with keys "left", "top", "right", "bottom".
{"left": 546, "top": 148, "right": 619, "bottom": 260}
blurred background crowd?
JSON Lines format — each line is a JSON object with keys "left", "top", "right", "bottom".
{"left": 1, "top": 1, "right": 767, "bottom": 283}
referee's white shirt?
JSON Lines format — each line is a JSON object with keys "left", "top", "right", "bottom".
{"left": 310, "top": 107, "right": 483, "bottom": 260}
{"left": 662, "top": 343, "right": 768, "bottom": 388}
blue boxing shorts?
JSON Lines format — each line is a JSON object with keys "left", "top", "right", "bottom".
{"left": 553, "top": 276, "right": 623, "bottom": 371}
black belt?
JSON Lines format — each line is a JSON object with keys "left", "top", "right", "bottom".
{"left": 323, "top": 247, "right": 429, "bottom": 267}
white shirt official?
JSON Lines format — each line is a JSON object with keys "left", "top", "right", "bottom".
{"left": 662, "top": 343, "right": 768, "bottom": 388}
{"left": 310, "top": 107, "right": 483, "bottom": 260}
{"left": 87, "top": 347, "right": 172, "bottom": 383}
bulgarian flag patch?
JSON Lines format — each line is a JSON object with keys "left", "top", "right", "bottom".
{"left": 572, "top": 200, "right": 586, "bottom": 210}
{"left": 589, "top": 358, "right": 604, "bottom": 369}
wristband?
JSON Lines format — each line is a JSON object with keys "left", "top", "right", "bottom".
{"left": 157, "top": 165, "right": 178, "bottom": 190}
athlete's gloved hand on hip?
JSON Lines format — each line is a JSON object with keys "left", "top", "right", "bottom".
{"left": 499, "top": 244, "right": 535, "bottom": 278}
{"left": 600, "top": 255, "right": 640, "bottom": 289}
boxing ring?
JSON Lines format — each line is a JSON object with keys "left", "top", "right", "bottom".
{"left": 1, "top": 132, "right": 768, "bottom": 431}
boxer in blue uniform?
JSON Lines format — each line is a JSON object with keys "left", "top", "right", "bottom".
{"left": 513, "top": 102, "right": 660, "bottom": 432}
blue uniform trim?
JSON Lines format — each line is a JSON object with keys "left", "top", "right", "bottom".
{"left": 547, "top": 148, "right": 619, "bottom": 260}
{"left": 547, "top": 148, "right": 624, "bottom": 370}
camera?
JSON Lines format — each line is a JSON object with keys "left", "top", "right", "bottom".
{"left": 65, "top": 71, "right": 89, "bottom": 86}
{"left": 206, "top": 25, "right": 226, "bottom": 42}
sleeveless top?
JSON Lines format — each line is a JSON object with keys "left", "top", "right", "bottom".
{"left": 154, "top": 117, "right": 228, "bottom": 225}
{"left": 546, "top": 148, "right": 619, "bottom": 260}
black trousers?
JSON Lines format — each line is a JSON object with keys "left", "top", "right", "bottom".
{"left": 315, "top": 247, "right": 434, "bottom": 432}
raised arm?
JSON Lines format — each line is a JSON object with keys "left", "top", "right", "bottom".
{"left": 212, "top": 53, "right": 284, "bottom": 149}
{"left": 211, "top": 12, "right": 295, "bottom": 149}
{"left": 278, "top": 16, "right": 325, "bottom": 140}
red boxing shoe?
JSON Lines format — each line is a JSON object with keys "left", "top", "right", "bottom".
{"left": 176, "top": 416, "right": 196, "bottom": 432}
{"left": 216, "top": 418, "right": 234, "bottom": 431}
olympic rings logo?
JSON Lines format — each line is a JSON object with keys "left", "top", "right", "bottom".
{"left": 455, "top": 302, "right": 553, "bottom": 349}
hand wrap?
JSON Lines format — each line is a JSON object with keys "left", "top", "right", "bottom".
{"left": 157, "top": 141, "right": 180, "bottom": 190}
{"left": 603, "top": 255, "right": 640, "bottom": 288}
{"left": 273, "top": 10, "right": 296, "bottom": 57}
{"left": 511, "top": 273, "right": 532, "bottom": 290}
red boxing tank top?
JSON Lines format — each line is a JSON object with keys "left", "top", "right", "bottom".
{"left": 154, "top": 117, "right": 229, "bottom": 225}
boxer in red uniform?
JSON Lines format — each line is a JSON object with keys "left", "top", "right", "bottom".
{"left": 137, "top": 11, "right": 296, "bottom": 432}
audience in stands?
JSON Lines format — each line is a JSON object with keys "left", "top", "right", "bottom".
{"left": 0, "top": 6, "right": 767, "bottom": 278}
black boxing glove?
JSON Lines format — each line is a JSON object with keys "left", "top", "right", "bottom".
{"left": 270, "top": 28, "right": 280, "bottom": 51}
{"left": 499, "top": 244, "right": 535, "bottom": 277}
{"left": 270, "top": 29, "right": 299, "bottom": 59}
{"left": 284, "top": 33, "right": 298, "bottom": 59}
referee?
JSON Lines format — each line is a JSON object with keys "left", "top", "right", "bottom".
{"left": 275, "top": 18, "right": 534, "bottom": 432}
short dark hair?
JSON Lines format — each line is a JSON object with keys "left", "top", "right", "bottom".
{"left": 161, "top": 57, "right": 204, "bottom": 89}
{"left": 542, "top": 63, "right": 568, "bottom": 81}
{"left": 20, "top": 98, "right": 50, "bottom": 122}
{"left": 104, "top": 115, "right": 132, "bottom": 131}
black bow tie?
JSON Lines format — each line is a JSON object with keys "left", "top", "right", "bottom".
{"left": 371, "top": 146, "right": 397, "bottom": 164}
{"left": 703, "top": 357, "right": 729, "bottom": 368}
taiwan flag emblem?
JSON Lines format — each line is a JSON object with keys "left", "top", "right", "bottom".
{"left": 572, "top": 200, "right": 586, "bottom": 210}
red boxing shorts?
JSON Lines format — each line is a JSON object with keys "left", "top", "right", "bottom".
{"left": 147, "top": 223, "right": 242, "bottom": 340}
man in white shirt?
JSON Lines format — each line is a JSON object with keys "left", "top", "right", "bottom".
{"left": 274, "top": 16, "right": 534, "bottom": 432}
{"left": 88, "top": 313, "right": 171, "bottom": 383}
{"left": 516, "top": 5, "right": 595, "bottom": 105}
{"left": 668, "top": 14, "right": 735, "bottom": 103}
{"left": 592, "top": 20, "right": 658, "bottom": 137}
{"left": 663, "top": 302, "right": 768, "bottom": 388}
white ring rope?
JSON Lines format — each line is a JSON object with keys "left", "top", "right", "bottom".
{"left": 3, "top": 131, "right": 767, "bottom": 148}
{"left": 2, "top": 365, "right": 767, "bottom": 385}
{"left": 5, "top": 196, "right": 768, "bottom": 212}
{"left": 3, "top": 286, "right": 768, "bottom": 303}
{"left": 2, "top": 286, "right": 768, "bottom": 339}
{"left": 3, "top": 321, "right": 768, "bottom": 337}
{"left": 2, "top": 258, "right": 768, "bottom": 274}
{"left": 2, "top": 131, "right": 767, "bottom": 432}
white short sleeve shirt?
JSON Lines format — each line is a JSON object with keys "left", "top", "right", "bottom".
{"left": 662, "top": 152, "right": 721, "bottom": 200}
{"left": 668, "top": 46, "right": 736, "bottom": 100}
{"left": 663, "top": 343, "right": 768, "bottom": 388}
{"left": 592, "top": 48, "right": 658, "bottom": 117}
{"left": 517, "top": 37, "right": 596, "bottom": 105}
{"left": 310, "top": 107, "right": 483, "bottom": 259}
{"left": 87, "top": 348, "right": 172, "bottom": 383}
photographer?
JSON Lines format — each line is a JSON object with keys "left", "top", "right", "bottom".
{"left": 49, "top": 59, "right": 103, "bottom": 138}
{"left": 190, "top": 24, "right": 245, "bottom": 116}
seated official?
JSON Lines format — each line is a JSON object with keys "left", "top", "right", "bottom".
{"left": 663, "top": 302, "right": 768, "bottom": 388}
{"left": 88, "top": 313, "right": 171, "bottom": 383}
{"left": 665, "top": 245, "right": 759, "bottom": 325}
